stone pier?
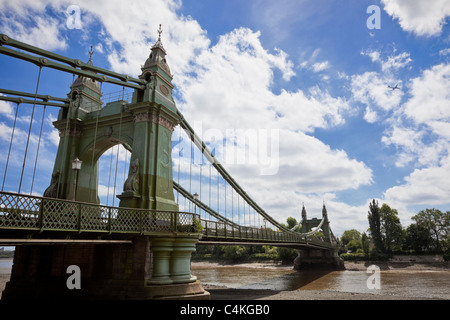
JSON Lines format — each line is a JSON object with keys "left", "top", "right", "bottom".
{"left": 2, "top": 236, "right": 209, "bottom": 300}
{"left": 294, "top": 248, "right": 345, "bottom": 270}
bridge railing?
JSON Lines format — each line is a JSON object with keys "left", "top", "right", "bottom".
{"left": 0, "top": 191, "right": 201, "bottom": 235}
{"left": 199, "top": 218, "right": 334, "bottom": 247}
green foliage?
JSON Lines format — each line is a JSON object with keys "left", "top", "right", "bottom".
{"left": 443, "top": 250, "right": 450, "bottom": 262}
{"left": 346, "top": 239, "right": 362, "bottom": 252}
{"left": 412, "top": 209, "right": 450, "bottom": 252}
{"left": 192, "top": 244, "right": 298, "bottom": 263}
{"left": 340, "top": 253, "right": 366, "bottom": 261}
{"left": 286, "top": 217, "right": 298, "bottom": 230}
{"left": 368, "top": 199, "right": 385, "bottom": 253}
{"left": 404, "top": 223, "right": 432, "bottom": 253}
{"left": 379, "top": 203, "right": 404, "bottom": 253}
{"left": 340, "top": 229, "right": 361, "bottom": 245}
{"left": 222, "top": 245, "right": 249, "bottom": 261}
{"left": 340, "top": 251, "right": 390, "bottom": 262}
{"left": 192, "top": 217, "right": 204, "bottom": 233}
{"left": 276, "top": 247, "right": 298, "bottom": 262}
{"left": 361, "top": 232, "right": 370, "bottom": 256}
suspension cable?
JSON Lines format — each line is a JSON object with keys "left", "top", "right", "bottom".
{"left": 177, "top": 124, "right": 181, "bottom": 205}
{"left": 30, "top": 104, "right": 46, "bottom": 194}
{"left": 87, "top": 81, "right": 102, "bottom": 202}
{"left": 106, "top": 146, "right": 114, "bottom": 205}
{"left": 18, "top": 66, "right": 42, "bottom": 193}
{"left": 2, "top": 102, "right": 20, "bottom": 191}
{"left": 112, "top": 87, "right": 125, "bottom": 207}
{"left": 189, "top": 137, "right": 193, "bottom": 212}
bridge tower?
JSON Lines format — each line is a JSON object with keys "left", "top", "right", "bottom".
{"left": 294, "top": 204, "right": 344, "bottom": 270}
{"left": 45, "top": 29, "right": 179, "bottom": 212}
{"left": 3, "top": 26, "right": 208, "bottom": 300}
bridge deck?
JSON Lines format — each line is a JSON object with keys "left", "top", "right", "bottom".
{"left": 0, "top": 191, "right": 336, "bottom": 250}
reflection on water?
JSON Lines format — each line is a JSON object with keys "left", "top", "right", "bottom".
{"left": 191, "top": 265, "right": 450, "bottom": 299}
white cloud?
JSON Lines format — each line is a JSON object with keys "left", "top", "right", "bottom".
{"left": 403, "top": 63, "right": 450, "bottom": 124}
{"left": 381, "top": 0, "right": 450, "bottom": 37}
{"left": 311, "top": 61, "right": 329, "bottom": 72}
{"left": 299, "top": 48, "right": 331, "bottom": 74}
{"left": 361, "top": 49, "right": 412, "bottom": 73}
{"left": 363, "top": 107, "right": 378, "bottom": 123}
{"left": 439, "top": 48, "right": 450, "bottom": 56}
{"left": 380, "top": 62, "right": 450, "bottom": 211}
{"left": 0, "top": 2, "right": 67, "bottom": 50}
{"left": 384, "top": 155, "right": 450, "bottom": 206}
{"left": 174, "top": 27, "right": 373, "bottom": 222}
{"left": 351, "top": 71, "right": 403, "bottom": 113}
{"left": 381, "top": 63, "right": 450, "bottom": 168}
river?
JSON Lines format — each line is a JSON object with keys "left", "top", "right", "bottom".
{"left": 191, "top": 262, "right": 450, "bottom": 300}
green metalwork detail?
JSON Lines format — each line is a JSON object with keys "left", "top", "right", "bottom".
{"left": 0, "top": 34, "right": 146, "bottom": 90}
{"left": 0, "top": 191, "right": 200, "bottom": 235}
{"left": 199, "top": 219, "right": 334, "bottom": 248}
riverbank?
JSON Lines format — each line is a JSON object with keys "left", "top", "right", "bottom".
{"left": 191, "top": 259, "right": 450, "bottom": 300}
{"left": 191, "top": 258, "right": 450, "bottom": 271}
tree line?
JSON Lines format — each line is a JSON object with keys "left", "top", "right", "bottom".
{"left": 341, "top": 200, "right": 450, "bottom": 259}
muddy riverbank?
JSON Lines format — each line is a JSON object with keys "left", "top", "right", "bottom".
{"left": 191, "top": 260, "right": 450, "bottom": 300}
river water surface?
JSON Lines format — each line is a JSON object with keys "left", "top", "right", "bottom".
{"left": 1, "top": 259, "right": 449, "bottom": 299}
{"left": 191, "top": 263, "right": 450, "bottom": 299}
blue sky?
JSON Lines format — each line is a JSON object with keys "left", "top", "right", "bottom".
{"left": 0, "top": 0, "right": 449, "bottom": 235}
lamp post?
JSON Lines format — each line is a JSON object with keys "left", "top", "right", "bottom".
{"left": 72, "top": 157, "right": 82, "bottom": 201}
{"left": 193, "top": 192, "right": 199, "bottom": 214}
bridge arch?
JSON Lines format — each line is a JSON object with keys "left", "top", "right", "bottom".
{"left": 78, "top": 135, "right": 133, "bottom": 205}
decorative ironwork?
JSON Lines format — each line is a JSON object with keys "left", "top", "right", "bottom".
{"left": 0, "top": 192, "right": 200, "bottom": 236}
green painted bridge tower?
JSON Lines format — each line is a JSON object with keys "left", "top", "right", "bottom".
{"left": 295, "top": 204, "right": 344, "bottom": 270}
{"left": 45, "top": 26, "right": 180, "bottom": 212}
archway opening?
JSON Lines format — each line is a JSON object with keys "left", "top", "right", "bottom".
{"left": 96, "top": 144, "right": 131, "bottom": 207}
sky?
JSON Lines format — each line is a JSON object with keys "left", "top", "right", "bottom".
{"left": 0, "top": 0, "right": 449, "bottom": 236}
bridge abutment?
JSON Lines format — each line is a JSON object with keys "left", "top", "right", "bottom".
{"left": 2, "top": 236, "right": 209, "bottom": 300}
{"left": 294, "top": 248, "right": 345, "bottom": 270}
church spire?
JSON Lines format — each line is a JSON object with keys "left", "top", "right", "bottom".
{"left": 301, "top": 203, "right": 307, "bottom": 222}
{"left": 322, "top": 202, "right": 328, "bottom": 221}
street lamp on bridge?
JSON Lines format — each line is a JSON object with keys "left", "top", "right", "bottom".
{"left": 193, "top": 192, "right": 199, "bottom": 215}
{"left": 72, "top": 157, "right": 82, "bottom": 201}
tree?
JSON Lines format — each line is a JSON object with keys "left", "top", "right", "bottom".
{"left": 368, "top": 199, "right": 384, "bottom": 253}
{"left": 361, "top": 232, "right": 370, "bottom": 256}
{"left": 286, "top": 217, "right": 298, "bottom": 231}
{"left": 379, "top": 204, "right": 404, "bottom": 253}
{"left": 412, "top": 209, "right": 450, "bottom": 252}
{"left": 340, "top": 229, "right": 361, "bottom": 246}
{"left": 404, "top": 223, "right": 431, "bottom": 253}
{"left": 347, "top": 240, "right": 362, "bottom": 253}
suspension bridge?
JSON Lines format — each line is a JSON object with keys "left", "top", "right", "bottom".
{"left": 0, "top": 28, "right": 343, "bottom": 300}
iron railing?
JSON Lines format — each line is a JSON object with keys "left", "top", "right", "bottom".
{"left": 0, "top": 191, "right": 201, "bottom": 235}
{"left": 199, "top": 218, "right": 335, "bottom": 248}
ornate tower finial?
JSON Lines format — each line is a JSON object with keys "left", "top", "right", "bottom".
{"left": 88, "top": 45, "right": 94, "bottom": 65}
{"left": 157, "top": 24, "right": 163, "bottom": 41}
{"left": 301, "top": 203, "right": 307, "bottom": 221}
